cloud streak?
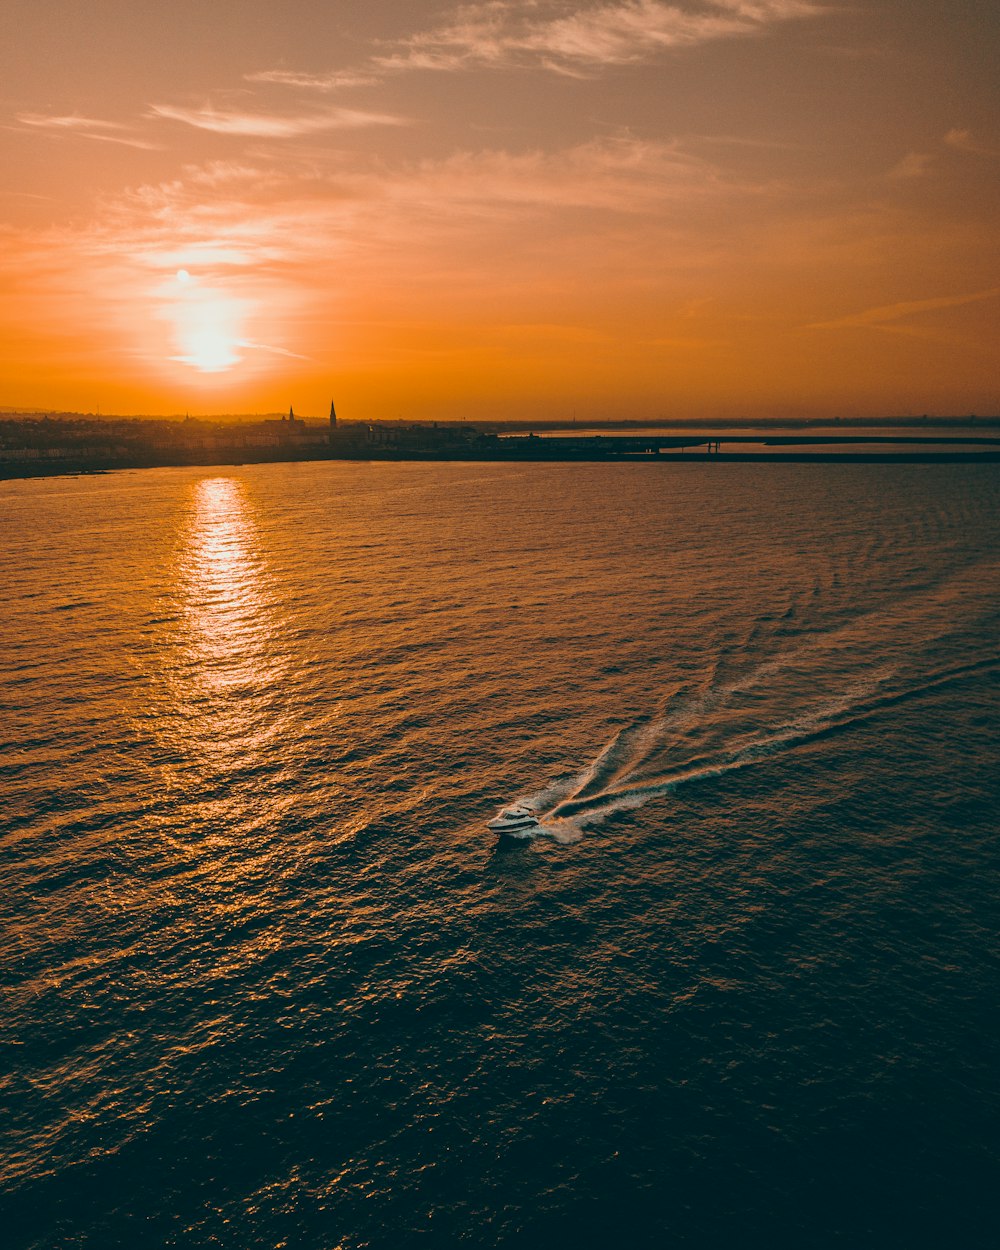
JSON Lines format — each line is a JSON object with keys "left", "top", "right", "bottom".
{"left": 944, "top": 128, "right": 1000, "bottom": 159}
{"left": 244, "top": 68, "right": 380, "bottom": 92}
{"left": 374, "top": 0, "right": 822, "bottom": 75}
{"left": 809, "top": 287, "right": 1000, "bottom": 334}
{"left": 147, "top": 102, "right": 407, "bottom": 138}
{"left": 16, "top": 113, "right": 161, "bottom": 150}
{"left": 887, "top": 151, "right": 933, "bottom": 181}
{"left": 253, "top": 0, "right": 825, "bottom": 88}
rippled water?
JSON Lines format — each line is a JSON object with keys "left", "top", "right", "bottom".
{"left": 2, "top": 461, "right": 999, "bottom": 1248}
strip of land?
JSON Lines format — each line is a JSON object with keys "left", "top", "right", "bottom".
{"left": 2, "top": 413, "right": 999, "bottom": 479}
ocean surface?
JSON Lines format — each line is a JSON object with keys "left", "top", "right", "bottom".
{"left": 2, "top": 460, "right": 999, "bottom": 1248}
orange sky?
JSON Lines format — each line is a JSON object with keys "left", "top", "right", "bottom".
{"left": 1, "top": 1, "right": 997, "bottom": 420}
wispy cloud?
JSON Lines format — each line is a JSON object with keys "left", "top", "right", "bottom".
{"left": 244, "top": 68, "right": 379, "bottom": 91}
{"left": 886, "top": 128, "right": 1000, "bottom": 182}
{"left": 238, "top": 339, "right": 312, "bottom": 361}
{"left": 944, "top": 128, "right": 1000, "bottom": 159}
{"left": 0, "top": 189, "right": 55, "bottom": 201}
{"left": 645, "top": 334, "right": 725, "bottom": 348}
{"left": 0, "top": 135, "right": 747, "bottom": 301}
{"left": 374, "top": 0, "right": 822, "bottom": 76}
{"left": 809, "top": 287, "right": 1000, "bottom": 334}
{"left": 389, "top": 136, "right": 734, "bottom": 215}
{"left": 16, "top": 113, "right": 160, "bottom": 150}
{"left": 232, "top": 1, "right": 825, "bottom": 111}
{"left": 887, "top": 151, "right": 933, "bottom": 181}
{"left": 148, "top": 102, "right": 407, "bottom": 138}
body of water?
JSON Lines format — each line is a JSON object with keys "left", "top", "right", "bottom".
{"left": 2, "top": 460, "right": 999, "bottom": 1248}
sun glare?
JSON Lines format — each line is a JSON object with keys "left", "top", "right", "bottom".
{"left": 161, "top": 269, "right": 248, "bottom": 374}
{"left": 177, "top": 334, "right": 241, "bottom": 373}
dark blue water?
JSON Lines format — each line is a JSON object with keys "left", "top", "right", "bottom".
{"left": 2, "top": 461, "right": 999, "bottom": 1248}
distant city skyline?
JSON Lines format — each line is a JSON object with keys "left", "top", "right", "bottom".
{"left": 1, "top": 1, "right": 998, "bottom": 419}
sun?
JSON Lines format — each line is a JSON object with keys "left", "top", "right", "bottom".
{"left": 163, "top": 270, "right": 246, "bottom": 373}
{"left": 175, "top": 303, "right": 242, "bottom": 372}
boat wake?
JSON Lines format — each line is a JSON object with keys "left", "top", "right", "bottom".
{"left": 489, "top": 644, "right": 1000, "bottom": 844}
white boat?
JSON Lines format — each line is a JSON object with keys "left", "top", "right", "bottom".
{"left": 487, "top": 804, "right": 541, "bottom": 836}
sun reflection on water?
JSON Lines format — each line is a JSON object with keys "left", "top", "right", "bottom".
{"left": 134, "top": 476, "right": 301, "bottom": 939}
{"left": 175, "top": 476, "right": 288, "bottom": 742}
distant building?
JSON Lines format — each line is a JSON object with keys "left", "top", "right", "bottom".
{"left": 329, "top": 399, "right": 368, "bottom": 449}
{"left": 358, "top": 420, "right": 492, "bottom": 454}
